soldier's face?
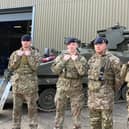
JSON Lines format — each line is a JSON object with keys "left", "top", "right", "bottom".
{"left": 94, "top": 42, "right": 107, "bottom": 54}
{"left": 67, "top": 42, "right": 78, "bottom": 52}
{"left": 21, "top": 41, "right": 31, "bottom": 49}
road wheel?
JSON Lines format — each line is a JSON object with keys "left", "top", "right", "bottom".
{"left": 121, "top": 85, "right": 128, "bottom": 100}
{"left": 38, "top": 88, "right": 56, "bottom": 112}
{"left": 83, "top": 86, "right": 88, "bottom": 106}
{"left": 114, "top": 89, "right": 121, "bottom": 102}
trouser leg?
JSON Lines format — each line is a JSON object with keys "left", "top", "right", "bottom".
{"left": 89, "top": 109, "right": 102, "bottom": 129}
{"left": 126, "top": 90, "right": 129, "bottom": 126}
{"left": 54, "top": 91, "right": 67, "bottom": 129}
{"left": 26, "top": 93, "right": 38, "bottom": 129}
{"left": 101, "top": 109, "right": 113, "bottom": 129}
{"left": 12, "top": 94, "right": 23, "bottom": 129}
{"left": 70, "top": 94, "right": 84, "bottom": 129}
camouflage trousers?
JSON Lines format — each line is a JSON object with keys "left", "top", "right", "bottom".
{"left": 54, "top": 88, "right": 84, "bottom": 129}
{"left": 12, "top": 93, "right": 38, "bottom": 129}
{"left": 89, "top": 109, "right": 113, "bottom": 129}
{"left": 126, "top": 89, "right": 129, "bottom": 123}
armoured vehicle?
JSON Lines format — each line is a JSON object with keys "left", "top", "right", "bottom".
{"left": 1, "top": 24, "right": 129, "bottom": 112}
{"left": 37, "top": 24, "right": 129, "bottom": 112}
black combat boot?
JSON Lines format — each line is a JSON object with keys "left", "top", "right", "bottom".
{"left": 12, "top": 128, "right": 20, "bottom": 129}
{"left": 29, "top": 124, "right": 38, "bottom": 129}
{"left": 127, "top": 118, "right": 129, "bottom": 127}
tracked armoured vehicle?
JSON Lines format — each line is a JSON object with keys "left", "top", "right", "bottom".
{"left": 37, "top": 24, "right": 129, "bottom": 112}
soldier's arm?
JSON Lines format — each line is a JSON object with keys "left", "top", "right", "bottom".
{"left": 111, "top": 57, "right": 122, "bottom": 91}
{"left": 73, "top": 56, "right": 88, "bottom": 76}
{"left": 8, "top": 51, "right": 21, "bottom": 71}
{"left": 51, "top": 55, "right": 66, "bottom": 75}
{"left": 27, "top": 50, "right": 41, "bottom": 71}
{"left": 120, "top": 64, "right": 128, "bottom": 81}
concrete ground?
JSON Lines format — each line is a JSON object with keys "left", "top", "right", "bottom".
{"left": 0, "top": 102, "right": 128, "bottom": 129}
{"left": 0, "top": 77, "right": 128, "bottom": 129}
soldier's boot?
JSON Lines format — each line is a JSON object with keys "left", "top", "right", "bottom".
{"left": 73, "top": 125, "right": 81, "bottom": 129}
{"left": 53, "top": 125, "right": 63, "bottom": 129}
{"left": 12, "top": 128, "right": 20, "bottom": 129}
{"left": 29, "top": 124, "right": 38, "bottom": 129}
{"left": 127, "top": 118, "right": 129, "bottom": 127}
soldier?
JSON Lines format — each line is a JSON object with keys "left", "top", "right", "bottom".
{"left": 88, "top": 37, "right": 121, "bottom": 129}
{"left": 121, "top": 61, "right": 129, "bottom": 125}
{"left": 8, "top": 34, "right": 40, "bottom": 129}
{"left": 51, "top": 37, "right": 87, "bottom": 129}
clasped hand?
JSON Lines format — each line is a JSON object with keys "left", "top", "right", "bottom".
{"left": 17, "top": 50, "right": 31, "bottom": 56}
{"left": 63, "top": 54, "right": 78, "bottom": 61}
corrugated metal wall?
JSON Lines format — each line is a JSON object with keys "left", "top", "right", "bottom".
{"left": 35, "top": 0, "right": 129, "bottom": 51}
{"left": 0, "top": 0, "right": 129, "bottom": 51}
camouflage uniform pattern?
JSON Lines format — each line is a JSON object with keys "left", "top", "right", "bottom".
{"left": 121, "top": 64, "right": 129, "bottom": 124}
{"left": 126, "top": 90, "right": 129, "bottom": 124}
{"left": 88, "top": 51, "right": 121, "bottom": 129}
{"left": 51, "top": 51, "right": 87, "bottom": 129}
{"left": 8, "top": 48, "right": 40, "bottom": 129}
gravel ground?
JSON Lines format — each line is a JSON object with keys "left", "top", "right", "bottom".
{"left": 0, "top": 102, "right": 128, "bottom": 129}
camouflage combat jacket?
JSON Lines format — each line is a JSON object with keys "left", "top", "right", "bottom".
{"left": 51, "top": 51, "right": 87, "bottom": 91}
{"left": 88, "top": 51, "right": 121, "bottom": 109}
{"left": 8, "top": 47, "right": 40, "bottom": 94}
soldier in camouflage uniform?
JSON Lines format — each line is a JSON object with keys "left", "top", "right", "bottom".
{"left": 51, "top": 37, "right": 87, "bottom": 129}
{"left": 121, "top": 61, "right": 129, "bottom": 125}
{"left": 88, "top": 37, "right": 121, "bottom": 129}
{"left": 8, "top": 34, "right": 40, "bottom": 129}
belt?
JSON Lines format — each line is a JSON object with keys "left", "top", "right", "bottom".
{"left": 89, "top": 79, "right": 114, "bottom": 85}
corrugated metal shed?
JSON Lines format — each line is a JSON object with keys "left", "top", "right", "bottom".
{"left": 0, "top": 0, "right": 129, "bottom": 52}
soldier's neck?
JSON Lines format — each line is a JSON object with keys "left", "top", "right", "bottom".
{"left": 96, "top": 50, "right": 107, "bottom": 56}
{"left": 22, "top": 47, "right": 30, "bottom": 51}
{"left": 68, "top": 50, "right": 77, "bottom": 55}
